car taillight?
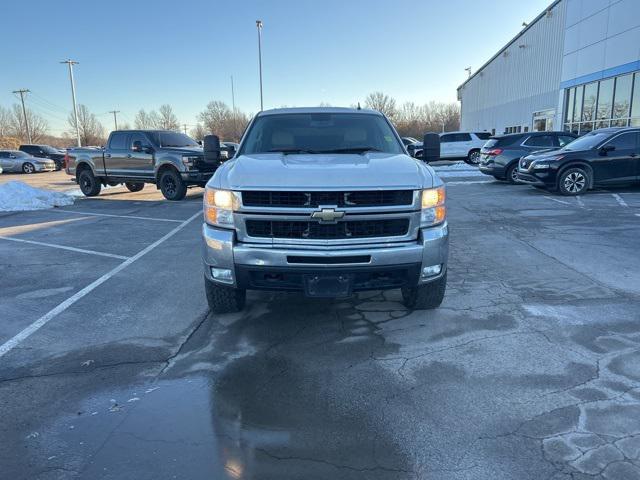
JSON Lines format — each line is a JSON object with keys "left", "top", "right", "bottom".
{"left": 486, "top": 148, "right": 503, "bottom": 156}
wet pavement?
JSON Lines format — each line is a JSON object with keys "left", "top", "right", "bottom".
{"left": 1, "top": 175, "right": 640, "bottom": 479}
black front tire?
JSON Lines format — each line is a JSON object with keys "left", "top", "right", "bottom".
{"left": 78, "top": 170, "right": 102, "bottom": 197}
{"left": 125, "top": 182, "right": 145, "bottom": 193}
{"left": 159, "top": 169, "right": 187, "bottom": 201}
{"left": 506, "top": 163, "right": 519, "bottom": 184}
{"left": 402, "top": 271, "right": 447, "bottom": 310}
{"left": 558, "top": 167, "right": 589, "bottom": 196}
{"left": 205, "top": 277, "right": 246, "bottom": 314}
{"left": 465, "top": 150, "right": 481, "bottom": 165}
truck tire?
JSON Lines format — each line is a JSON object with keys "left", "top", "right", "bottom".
{"left": 159, "top": 169, "right": 187, "bottom": 201}
{"left": 204, "top": 277, "right": 246, "bottom": 314}
{"left": 78, "top": 169, "right": 102, "bottom": 197}
{"left": 401, "top": 271, "right": 447, "bottom": 310}
{"left": 125, "top": 182, "right": 144, "bottom": 192}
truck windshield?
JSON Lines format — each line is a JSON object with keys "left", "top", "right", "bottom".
{"left": 240, "top": 113, "right": 404, "bottom": 155}
{"left": 152, "top": 132, "right": 199, "bottom": 148}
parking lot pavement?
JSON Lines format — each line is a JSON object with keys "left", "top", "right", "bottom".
{"left": 1, "top": 179, "right": 640, "bottom": 479}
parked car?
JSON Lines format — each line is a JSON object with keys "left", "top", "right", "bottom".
{"left": 401, "top": 137, "right": 419, "bottom": 147}
{"left": 19, "top": 144, "right": 65, "bottom": 170}
{"left": 66, "top": 130, "right": 221, "bottom": 200}
{"left": 413, "top": 132, "right": 491, "bottom": 164}
{"left": 0, "top": 150, "right": 56, "bottom": 173}
{"left": 517, "top": 127, "right": 640, "bottom": 195}
{"left": 478, "top": 131, "right": 577, "bottom": 183}
{"left": 201, "top": 107, "right": 448, "bottom": 313}
{"left": 220, "top": 142, "right": 239, "bottom": 160}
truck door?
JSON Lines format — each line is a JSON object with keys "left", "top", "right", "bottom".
{"left": 125, "top": 132, "right": 155, "bottom": 179}
{"left": 593, "top": 132, "right": 639, "bottom": 184}
{"left": 104, "top": 132, "right": 129, "bottom": 177}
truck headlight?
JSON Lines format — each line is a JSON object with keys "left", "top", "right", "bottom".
{"left": 204, "top": 188, "right": 238, "bottom": 227}
{"left": 182, "top": 155, "right": 199, "bottom": 168}
{"left": 420, "top": 186, "right": 446, "bottom": 226}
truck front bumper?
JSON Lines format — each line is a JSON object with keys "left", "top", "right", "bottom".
{"left": 202, "top": 222, "right": 449, "bottom": 292}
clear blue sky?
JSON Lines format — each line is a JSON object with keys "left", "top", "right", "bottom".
{"left": 2, "top": 0, "right": 549, "bottom": 135}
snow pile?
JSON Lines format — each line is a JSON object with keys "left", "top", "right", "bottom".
{"left": 0, "top": 181, "right": 75, "bottom": 212}
{"left": 432, "top": 162, "right": 485, "bottom": 178}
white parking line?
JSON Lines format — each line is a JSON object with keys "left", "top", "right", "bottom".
{"left": 46, "top": 209, "right": 183, "bottom": 223}
{"left": 0, "top": 210, "right": 203, "bottom": 358}
{"left": 576, "top": 196, "right": 585, "bottom": 208}
{"left": 543, "top": 196, "right": 571, "bottom": 206}
{"left": 0, "top": 236, "right": 129, "bottom": 260}
{"left": 612, "top": 193, "right": 629, "bottom": 207}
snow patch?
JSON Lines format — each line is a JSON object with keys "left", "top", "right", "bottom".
{"left": 432, "top": 162, "right": 485, "bottom": 178}
{"left": 0, "top": 181, "right": 75, "bottom": 212}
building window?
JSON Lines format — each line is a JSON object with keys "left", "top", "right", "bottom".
{"left": 564, "top": 71, "right": 640, "bottom": 134}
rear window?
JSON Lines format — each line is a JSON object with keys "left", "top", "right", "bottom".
{"left": 484, "top": 135, "right": 521, "bottom": 148}
{"left": 474, "top": 132, "right": 491, "bottom": 140}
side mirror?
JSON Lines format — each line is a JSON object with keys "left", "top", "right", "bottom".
{"left": 227, "top": 145, "right": 236, "bottom": 157}
{"left": 599, "top": 144, "right": 615, "bottom": 155}
{"left": 422, "top": 133, "right": 441, "bottom": 163}
{"left": 9, "top": 154, "right": 16, "bottom": 158}
{"left": 132, "top": 140, "right": 143, "bottom": 152}
{"left": 203, "top": 134, "right": 221, "bottom": 162}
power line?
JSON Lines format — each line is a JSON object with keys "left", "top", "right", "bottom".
{"left": 12, "top": 89, "right": 32, "bottom": 143}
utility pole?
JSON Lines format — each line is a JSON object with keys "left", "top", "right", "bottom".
{"left": 13, "top": 89, "right": 32, "bottom": 143}
{"left": 183, "top": 124, "right": 188, "bottom": 135}
{"left": 109, "top": 110, "right": 120, "bottom": 130}
{"left": 231, "top": 75, "right": 237, "bottom": 139}
{"left": 256, "top": 20, "right": 264, "bottom": 111}
{"left": 61, "top": 59, "right": 81, "bottom": 147}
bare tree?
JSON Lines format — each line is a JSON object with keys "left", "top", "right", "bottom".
{"left": 364, "top": 92, "right": 397, "bottom": 119}
{"left": 68, "top": 104, "right": 106, "bottom": 146}
{"left": 9, "top": 104, "right": 49, "bottom": 142}
{"left": 0, "top": 106, "right": 11, "bottom": 137}
{"left": 134, "top": 109, "right": 155, "bottom": 129}
{"left": 190, "top": 123, "right": 208, "bottom": 141}
{"left": 156, "top": 104, "right": 180, "bottom": 131}
{"left": 198, "top": 101, "right": 249, "bottom": 142}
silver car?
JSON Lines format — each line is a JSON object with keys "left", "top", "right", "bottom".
{"left": 0, "top": 150, "right": 56, "bottom": 173}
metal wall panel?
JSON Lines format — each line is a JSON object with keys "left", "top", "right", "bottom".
{"left": 458, "top": 1, "right": 567, "bottom": 133}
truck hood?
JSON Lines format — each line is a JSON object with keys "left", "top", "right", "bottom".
{"left": 212, "top": 152, "right": 436, "bottom": 190}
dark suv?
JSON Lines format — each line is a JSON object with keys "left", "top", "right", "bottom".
{"left": 478, "top": 131, "right": 577, "bottom": 183}
{"left": 517, "top": 127, "right": 640, "bottom": 195}
{"left": 19, "top": 144, "right": 65, "bottom": 170}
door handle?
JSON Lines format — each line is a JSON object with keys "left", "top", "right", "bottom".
{"left": 105, "top": 153, "right": 111, "bottom": 158}
{"left": 127, "top": 154, "right": 132, "bottom": 158}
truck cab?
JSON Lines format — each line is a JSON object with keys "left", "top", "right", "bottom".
{"left": 201, "top": 107, "right": 449, "bottom": 313}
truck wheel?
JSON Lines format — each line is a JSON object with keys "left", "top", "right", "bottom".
{"left": 558, "top": 167, "right": 588, "bottom": 196}
{"left": 401, "top": 271, "right": 447, "bottom": 310}
{"left": 204, "top": 276, "right": 246, "bottom": 314}
{"left": 78, "top": 169, "right": 101, "bottom": 197}
{"left": 159, "top": 169, "right": 187, "bottom": 201}
{"left": 125, "top": 182, "right": 145, "bottom": 192}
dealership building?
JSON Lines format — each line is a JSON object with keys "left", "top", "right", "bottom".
{"left": 458, "top": 0, "right": 640, "bottom": 136}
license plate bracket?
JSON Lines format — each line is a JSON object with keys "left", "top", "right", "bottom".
{"left": 303, "top": 274, "right": 354, "bottom": 298}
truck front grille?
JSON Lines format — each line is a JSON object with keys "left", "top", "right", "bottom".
{"left": 242, "top": 190, "right": 413, "bottom": 208}
{"left": 245, "top": 219, "right": 410, "bottom": 239}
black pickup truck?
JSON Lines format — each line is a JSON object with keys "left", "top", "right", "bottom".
{"left": 66, "top": 130, "right": 227, "bottom": 200}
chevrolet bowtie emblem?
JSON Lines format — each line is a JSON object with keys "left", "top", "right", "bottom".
{"left": 311, "top": 208, "right": 345, "bottom": 223}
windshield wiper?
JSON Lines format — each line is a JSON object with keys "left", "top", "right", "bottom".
{"left": 316, "top": 147, "right": 383, "bottom": 154}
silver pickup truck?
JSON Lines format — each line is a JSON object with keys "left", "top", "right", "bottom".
{"left": 201, "top": 107, "right": 448, "bottom": 313}
{"left": 66, "top": 130, "right": 224, "bottom": 200}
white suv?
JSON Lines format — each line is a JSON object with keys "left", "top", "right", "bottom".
{"left": 414, "top": 131, "right": 492, "bottom": 164}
